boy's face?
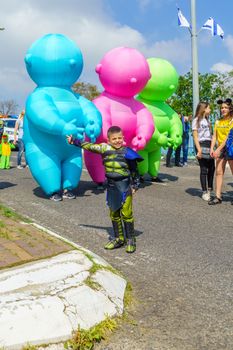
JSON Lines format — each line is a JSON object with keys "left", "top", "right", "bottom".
{"left": 107, "top": 131, "right": 124, "bottom": 149}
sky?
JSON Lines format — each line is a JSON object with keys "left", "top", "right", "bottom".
{"left": 0, "top": 0, "right": 232, "bottom": 111}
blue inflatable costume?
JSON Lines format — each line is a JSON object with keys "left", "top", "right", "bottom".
{"left": 24, "top": 34, "right": 102, "bottom": 200}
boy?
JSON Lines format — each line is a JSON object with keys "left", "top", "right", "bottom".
{"left": 67, "top": 126, "right": 143, "bottom": 253}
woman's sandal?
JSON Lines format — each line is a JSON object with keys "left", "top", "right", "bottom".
{"left": 208, "top": 197, "right": 222, "bottom": 205}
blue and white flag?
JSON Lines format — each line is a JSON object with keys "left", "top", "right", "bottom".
{"left": 202, "top": 17, "right": 224, "bottom": 39}
{"left": 177, "top": 7, "right": 190, "bottom": 28}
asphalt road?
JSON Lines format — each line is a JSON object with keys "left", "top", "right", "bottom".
{"left": 1, "top": 153, "right": 233, "bottom": 350}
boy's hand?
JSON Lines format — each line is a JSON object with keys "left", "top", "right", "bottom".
{"left": 66, "top": 135, "right": 74, "bottom": 144}
{"left": 132, "top": 188, "right": 136, "bottom": 195}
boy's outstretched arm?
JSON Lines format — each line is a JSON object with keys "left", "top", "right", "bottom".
{"left": 66, "top": 135, "right": 106, "bottom": 154}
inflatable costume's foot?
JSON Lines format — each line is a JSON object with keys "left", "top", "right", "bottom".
{"left": 50, "top": 193, "right": 62, "bottom": 202}
{"left": 63, "top": 190, "right": 76, "bottom": 199}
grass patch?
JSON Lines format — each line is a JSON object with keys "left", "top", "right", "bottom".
{"left": 0, "top": 204, "right": 31, "bottom": 223}
{"left": 0, "top": 220, "right": 6, "bottom": 228}
{"left": 123, "top": 282, "right": 133, "bottom": 308}
{"left": 64, "top": 316, "right": 117, "bottom": 350}
{"left": 84, "top": 276, "right": 102, "bottom": 291}
{"left": 0, "top": 228, "right": 10, "bottom": 239}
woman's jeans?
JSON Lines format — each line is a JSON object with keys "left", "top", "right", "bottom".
{"left": 182, "top": 132, "right": 189, "bottom": 164}
{"left": 197, "top": 140, "right": 215, "bottom": 191}
{"left": 17, "top": 139, "right": 26, "bottom": 166}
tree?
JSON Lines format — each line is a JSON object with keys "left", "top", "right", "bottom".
{"left": 0, "top": 99, "right": 18, "bottom": 115}
{"left": 168, "top": 71, "right": 231, "bottom": 120}
{"left": 72, "top": 82, "right": 100, "bottom": 101}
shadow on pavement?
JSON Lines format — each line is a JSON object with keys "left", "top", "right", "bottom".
{"left": 32, "top": 180, "right": 106, "bottom": 199}
{"left": 0, "top": 182, "right": 17, "bottom": 190}
{"left": 79, "top": 223, "right": 143, "bottom": 238}
{"left": 185, "top": 187, "right": 202, "bottom": 198}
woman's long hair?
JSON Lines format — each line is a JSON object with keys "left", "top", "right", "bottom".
{"left": 19, "top": 110, "right": 25, "bottom": 120}
{"left": 194, "top": 102, "right": 210, "bottom": 129}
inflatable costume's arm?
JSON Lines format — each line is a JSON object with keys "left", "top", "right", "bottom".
{"left": 92, "top": 96, "right": 112, "bottom": 141}
{"left": 169, "top": 112, "right": 183, "bottom": 149}
{"left": 76, "top": 95, "right": 102, "bottom": 142}
{"left": 132, "top": 106, "right": 155, "bottom": 150}
{"left": 26, "top": 91, "right": 77, "bottom": 136}
{"left": 151, "top": 128, "right": 173, "bottom": 148}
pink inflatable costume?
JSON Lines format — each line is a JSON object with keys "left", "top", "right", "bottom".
{"left": 84, "top": 47, "right": 155, "bottom": 185}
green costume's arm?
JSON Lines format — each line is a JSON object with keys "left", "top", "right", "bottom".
{"left": 152, "top": 128, "right": 173, "bottom": 147}
{"left": 169, "top": 112, "right": 183, "bottom": 148}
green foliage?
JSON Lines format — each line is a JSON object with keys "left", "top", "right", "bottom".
{"left": 21, "top": 344, "right": 37, "bottom": 350}
{"left": 64, "top": 317, "right": 117, "bottom": 350}
{"left": 168, "top": 70, "right": 232, "bottom": 118}
{"left": 72, "top": 82, "right": 100, "bottom": 101}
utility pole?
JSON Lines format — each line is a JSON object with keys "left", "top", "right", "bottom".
{"left": 190, "top": 0, "right": 199, "bottom": 116}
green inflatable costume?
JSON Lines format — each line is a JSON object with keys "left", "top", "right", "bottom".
{"left": 0, "top": 134, "right": 15, "bottom": 169}
{"left": 137, "top": 58, "right": 183, "bottom": 180}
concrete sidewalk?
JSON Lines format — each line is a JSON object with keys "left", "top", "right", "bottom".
{"left": 0, "top": 206, "right": 127, "bottom": 350}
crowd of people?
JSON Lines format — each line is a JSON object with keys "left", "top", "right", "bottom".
{"left": 0, "top": 99, "right": 232, "bottom": 253}
{"left": 192, "top": 99, "right": 233, "bottom": 205}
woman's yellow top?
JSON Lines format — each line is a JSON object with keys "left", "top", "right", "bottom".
{"left": 214, "top": 118, "right": 233, "bottom": 145}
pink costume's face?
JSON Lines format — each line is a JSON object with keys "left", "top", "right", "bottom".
{"left": 95, "top": 47, "right": 151, "bottom": 98}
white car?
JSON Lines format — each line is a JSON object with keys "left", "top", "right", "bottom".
{"left": 1, "top": 118, "right": 18, "bottom": 148}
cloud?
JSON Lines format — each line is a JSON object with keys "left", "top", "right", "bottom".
{"left": 211, "top": 62, "right": 233, "bottom": 73}
{"left": 0, "top": 0, "right": 190, "bottom": 109}
{"left": 142, "top": 38, "right": 190, "bottom": 63}
{"left": 224, "top": 35, "right": 233, "bottom": 57}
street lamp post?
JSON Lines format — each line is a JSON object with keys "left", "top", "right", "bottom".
{"left": 190, "top": 0, "right": 199, "bottom": 117}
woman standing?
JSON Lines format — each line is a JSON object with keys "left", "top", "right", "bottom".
{"left": 192, "top": 102, "right": 215, "bottom": 201}
{"left": 208, "top": 99, "right": 233, "bottom": 205}
{"left": 13, "top": 110, "right": 27, "bottom": 169}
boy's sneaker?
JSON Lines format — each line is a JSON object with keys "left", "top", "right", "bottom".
{"left": 17, "top": 165, "right": 24, "bottom": 169}
{"left": 126, "top": 239, "right": 136, "bottom": 253}
{"left": 50, "top": 193, "right": 62, "bottom": 201}
{"left": 104, "top": 238, "right": 125, "bottom": 250}
{"left": 202, "top": 191, "right": 210, "bottom": 201}
{"left": 62, "top": 191, "right": 76, "bottom": 199}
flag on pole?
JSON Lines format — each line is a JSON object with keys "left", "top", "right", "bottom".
{"left": 177, "top": 7, "right": 191, "bottom": 28}
{"left": 202, "top": 17, "right": 224, "bottom": 39}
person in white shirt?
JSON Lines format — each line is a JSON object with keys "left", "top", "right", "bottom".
{"left": 13, "top": 110, "right": 27, "bottom": 169}
{"left": 192, "top": 102, "right": 215, "bottom": 201}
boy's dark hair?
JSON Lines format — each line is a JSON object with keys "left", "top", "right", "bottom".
{"left": 107, "top": 126, "right": 122, "bottom": 138}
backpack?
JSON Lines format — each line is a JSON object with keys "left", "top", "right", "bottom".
{"left": 226, "top": 128, "right": 233, "bottom": 157}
